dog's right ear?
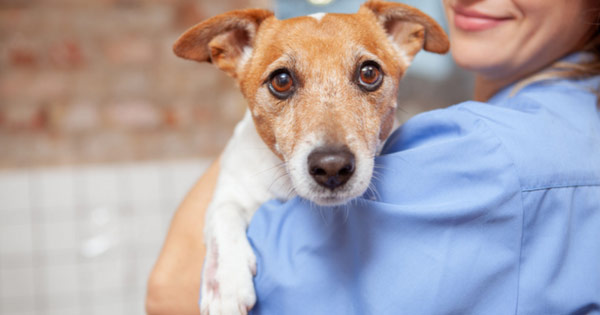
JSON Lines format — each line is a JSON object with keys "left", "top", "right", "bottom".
{"left": 361, "top": 1, "right": 449, "bottom": 64}
{"left": 173, "top": 9, "right": 274, "bottom": 78}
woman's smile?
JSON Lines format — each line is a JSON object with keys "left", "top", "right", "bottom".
{"left": 452, "top": 6, "right": 513, "bottom": 32}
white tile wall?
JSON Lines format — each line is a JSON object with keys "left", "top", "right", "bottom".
{"left": 0, "top": 159, "right": 210, "bottom": 315}
{"left": 1, "top": 224, "right": 33, "bottom": 255}
{"left": 0, "top": 172, "right": 31, "bottom": 211}
{"left": 37, "top": 168, "right": 76, "bottom": 210}
{"left": 1, "top": 266, "right": 36, "bottom": 299}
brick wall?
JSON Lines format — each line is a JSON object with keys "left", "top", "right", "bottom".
{"left": 0, "top": 0, "right": 271, "bottom": 168}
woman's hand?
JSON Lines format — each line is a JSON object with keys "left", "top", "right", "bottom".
{"left": 146, "top": 159, "right": 220, "bottom": 315}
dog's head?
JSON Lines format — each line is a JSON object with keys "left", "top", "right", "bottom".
{"left": 174, "top": 1, "right": 449, "bottom": 205}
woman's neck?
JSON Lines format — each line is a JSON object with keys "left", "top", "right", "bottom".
{"left": 472, "top": 48, "right": 586, "bottom": 102}
{"left": 473, "top": 75, "right": 511, "bottom": 102}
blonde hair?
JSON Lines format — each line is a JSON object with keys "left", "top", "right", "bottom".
{"left": 511, "top": 12, "right": 600, "bottom": 96}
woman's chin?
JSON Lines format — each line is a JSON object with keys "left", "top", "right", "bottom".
{"left": 450, "top": 44, "right": 510, "bottom": 77}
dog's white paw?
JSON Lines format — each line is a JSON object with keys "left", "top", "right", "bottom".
{"left": 200, "top": 238, "right": 257, "bottom": 315}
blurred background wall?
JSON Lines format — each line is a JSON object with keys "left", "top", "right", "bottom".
{"left": 0, "top": 0, "right": 473, "bottom": 314}
{"left": 0, "top": 0, "right": 271, "bottom": 168}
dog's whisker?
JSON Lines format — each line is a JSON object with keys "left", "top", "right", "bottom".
{"left": 372, "top": 188, "right": 382, "bottom": 202}
{"left": 373, "top": 163, "right": 394, "bottom": 173}
{"left": 370, "top": 176, "right": 382, "bottom": 186}
{"left": 284, "top": 186, "right": 296, "bottom": 200}
{"left": 252, "top": 162, "right": 287, "bottom": 177}
{"left": 371, "top": 169, "right": 383, "bottom": 179}
{"left": 353, "top": 196, "right": 367, "bottom": 210}
{"left": 366, "top": 181, "right": 382, "bottom": 202}
{"left": 372, "top": 163, "right": 387, "bottom": 170}
{"left": 396, "top": 106, "right": 409, "bottom": 115}
{"left": 341, "top": 205, "right": 350, "bottom": 224}
{"left": 319, "top": 207, "right": 326, "bottom": 222}
{"left": 267, "top": 172, "right": 290, "bottom": 192}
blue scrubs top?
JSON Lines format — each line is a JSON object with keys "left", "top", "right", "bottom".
{"left": 243, "top": 73, "right": 600, "bottom": 314}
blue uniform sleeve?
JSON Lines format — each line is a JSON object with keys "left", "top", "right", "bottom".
{"left": 246, "top": 105, "right": 525, "bottom": 315}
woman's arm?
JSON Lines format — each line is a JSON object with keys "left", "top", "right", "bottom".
{"left": 146, "top": 159, "right": 220, "bottom": 315}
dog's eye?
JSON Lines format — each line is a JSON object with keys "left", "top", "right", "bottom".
{"left": 360, "top": 65, "right": 380, "bottom": 84}
{"left": 268, "top": 70, "right": 294, "bottom": 99}
{"left": 272, "top": 73, "right": 292, "bottom": 92}
{"left": 357, "top": 62, "right": 383, "bottom": 91}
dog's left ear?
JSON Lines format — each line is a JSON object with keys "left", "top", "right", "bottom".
{"left": 173, "top": 8, "right": 274, "bottom": 77}
{"left": 361, "top": 1, "right": 449, "bottom": 63}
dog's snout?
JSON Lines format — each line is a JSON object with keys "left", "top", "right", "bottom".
{"left": 308, "top": 147, "right": 355, "bottom": 190}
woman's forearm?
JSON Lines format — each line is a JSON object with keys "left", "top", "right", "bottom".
{"left": 146, "top": 159, "right": 220, "bottom": 315}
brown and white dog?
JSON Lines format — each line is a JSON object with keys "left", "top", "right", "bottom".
{"left": 173, "top": 1, "right": 449, "bottom": 314}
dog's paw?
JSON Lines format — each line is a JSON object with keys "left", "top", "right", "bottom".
{"left": 200, "top": 238, "right": 257, "bottom": 315}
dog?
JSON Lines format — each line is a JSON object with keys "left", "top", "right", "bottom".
{"left": 173, "top": 1, "right": 449, "bottom": 313}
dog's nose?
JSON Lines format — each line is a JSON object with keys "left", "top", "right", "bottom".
{"left": 308, "top": 147, "right": 355, "bottom": 190}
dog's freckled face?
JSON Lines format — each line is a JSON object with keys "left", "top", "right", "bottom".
{"left": 240, "top": 13, "right": 404, "bottom": 205}
{"left": 175, "top": 4, "right": 447, "bottom": 206}
{"left": 173, "top": 2, "right": 449, "bottom": 313}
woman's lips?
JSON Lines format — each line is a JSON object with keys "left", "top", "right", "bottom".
{"left": 453, "top": 7, "right": 512, "bottom": 32}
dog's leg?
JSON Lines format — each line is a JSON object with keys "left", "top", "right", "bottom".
{"left": 200, "top": 111, "right": 291, "bottom": 315}
{"left": 200, "top": 201, "right": 258, "bottom": 315}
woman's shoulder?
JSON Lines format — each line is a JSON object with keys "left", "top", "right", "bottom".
{"left": 384, "top": 78, "right": 600, "bottom": 192}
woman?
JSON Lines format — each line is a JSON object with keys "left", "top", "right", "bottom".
{"left": 147, "top": 0, "right": 600, "bottom": 314}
